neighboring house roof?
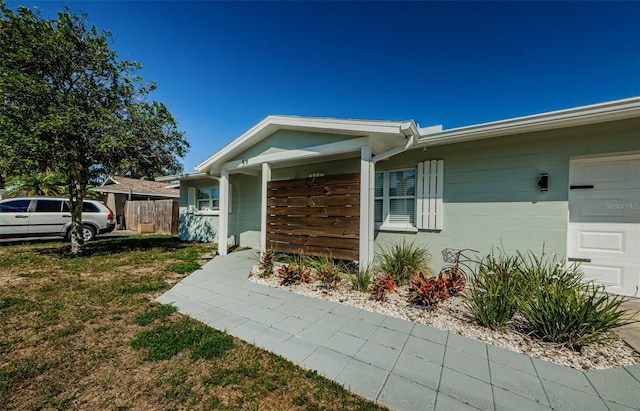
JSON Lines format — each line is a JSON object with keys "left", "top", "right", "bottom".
{"left": 97, "top": 176, "right": 180, "bottom": 198}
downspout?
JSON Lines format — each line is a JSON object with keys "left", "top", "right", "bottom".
{"left": 205, "top": 171, "right": 221, "bottom": 181}
{"left": 371, "top": 121, "right": 420, "bottom": 164}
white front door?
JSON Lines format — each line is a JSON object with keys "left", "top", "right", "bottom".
{"left": 567, "top": 154, "right": 640, "bottom": 296}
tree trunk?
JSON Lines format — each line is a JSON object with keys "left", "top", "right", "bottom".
{"left": 69, "top": 173, "right": 86, "bottom": 254}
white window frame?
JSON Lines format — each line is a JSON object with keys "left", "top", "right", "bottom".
{"left": 187, "top": 184, "right": 232, "bottom": 216}
{"left": 197, "top": 186, "right": 220, "bottom": 211}
{"left": 375, "top": 168, "right": 418, "bottom": 232}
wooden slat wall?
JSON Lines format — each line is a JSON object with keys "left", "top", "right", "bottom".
{"left": 266, "top": 173, "right": 360, "bottom": 261}
{"left": 124, "top": 199, "right": 179, "bottom": 235}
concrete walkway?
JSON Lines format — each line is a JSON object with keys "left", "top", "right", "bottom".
{"left": 158, "top": 250, "right": 640, "bottom": 410}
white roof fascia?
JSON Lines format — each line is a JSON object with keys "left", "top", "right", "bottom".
{"left": 418, "top": 124, "right": 444, "bottom": 135}
{"left": 195, "top": 115, "right": 412, "bottom": 172}
{"left": 417, "top": 97, "right": 640, "bottom": 147}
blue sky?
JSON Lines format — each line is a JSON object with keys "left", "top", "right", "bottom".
{"left": 6, "top": 1, "right": 640, "bottom": 172}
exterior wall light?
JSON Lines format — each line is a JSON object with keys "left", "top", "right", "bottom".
{"left": 537, "top": 173, "right": 549, "bottom": 192}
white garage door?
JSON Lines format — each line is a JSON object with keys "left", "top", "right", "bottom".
{"left": 567, "top": 154, "right": 640, "bottom": 296}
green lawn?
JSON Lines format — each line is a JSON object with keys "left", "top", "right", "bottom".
{"left": 0, "top": 235, "right": 385, "bottom": 410}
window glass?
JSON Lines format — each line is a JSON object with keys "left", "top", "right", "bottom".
{"left": 35, "top": 199, "right": 62, "bottom": 212}
{"left": 197, "top": 187, "right": 219, "bottom": 210}
{"left": 374, "top": 173, "right": 384, "bottom": 198}
{"left": 389, "top": 170, "right": 415, "bottom": 197}
{"left": 62, "top": 201, "right": 100, "bottom": 212}
{"left": 374, "top": 199, "right": 383, "bottom": 223}
{"left": 389, "top": 198, "right": 415, "bottom": 224}
{"left": 376, "top": 168, "right": 416, "bottom": 226}
{"left": 82, "top": 202, "right": 99, "bottom": 212}
{"left": 0, "top": 199, "right": 31, "bottom": 213}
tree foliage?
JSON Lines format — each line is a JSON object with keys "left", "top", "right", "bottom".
{"left": 6, "top": 171, "right": 99, "bottom": 199}
{"left": 0, "top": 3, "right": 188, "bottom": 252}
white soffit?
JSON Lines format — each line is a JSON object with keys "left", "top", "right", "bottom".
{"left": 418, "top": 97, "right": 640, "bottom": 147}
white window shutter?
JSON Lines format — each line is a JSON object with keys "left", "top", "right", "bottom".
{"left": 416, "top": 160, "right": 443, "bottom": 230}
{"left": 187, "top": 187, "right": 196, "bottom": 206}
{"left": 416, "top": 162, "right": 426, "bottom": 229}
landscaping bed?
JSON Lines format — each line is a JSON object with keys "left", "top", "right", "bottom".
{"left": 249, "top": 245, "right": 640, "bottom": 371}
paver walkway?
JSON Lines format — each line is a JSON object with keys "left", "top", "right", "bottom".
{"left": 158, "top": 250, "right": 640, "bottom": 410}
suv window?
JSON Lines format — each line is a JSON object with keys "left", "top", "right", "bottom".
{"left": 82, "top": 202, "right": 100, "bottom": 212}
{"left": 35, "top": 199, "right": 63, "bottom": 212}
{"left": 0, "top": 199, "right": 31, "bottom": 213}
{"left": 62, "top": 201, "right": 100, "bottom": 213}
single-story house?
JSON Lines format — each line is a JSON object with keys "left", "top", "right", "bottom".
{"left": 161, "top": 97, "right": 640, "bottom": 296}
{"left": 96, "top": 176, "right": 180, "bottom": 229}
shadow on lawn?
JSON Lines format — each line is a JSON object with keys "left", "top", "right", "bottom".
{"left": 36, "top": 235, "right": 208, "bottom": 258}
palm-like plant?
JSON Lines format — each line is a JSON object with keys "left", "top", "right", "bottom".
{"left": 5, "top": 172, "right": 99, "bottom": 199}
{"left": 6, "top": 172, "right": 66, "bottom": 197}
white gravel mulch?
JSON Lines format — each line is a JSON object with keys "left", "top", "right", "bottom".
{"left": 248, "top": 267, "right": 640, "bottom": 371}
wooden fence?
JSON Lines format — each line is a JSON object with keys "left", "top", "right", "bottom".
{"left": 124, "top": 199, "right": 179, "bottom": 235}
{"left": 266, "top": 173, "right": 360, "bottom": 261}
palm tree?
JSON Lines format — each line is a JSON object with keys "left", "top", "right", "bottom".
{"left": 6, "top": 171, "right": 100, "bottom": 199}
{"left": 6, "top": 172, "right": 67, "bottom": 197}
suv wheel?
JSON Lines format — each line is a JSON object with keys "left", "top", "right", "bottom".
{"left": 82, "top": 225, "right": 96, "bottom": 241}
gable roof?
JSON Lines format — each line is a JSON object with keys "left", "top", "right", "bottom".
{"left": 195, "top": 115, "right": 424, "bottom": 174}
{"left": 97, "top": 176, "right": 179, "bottom": 198}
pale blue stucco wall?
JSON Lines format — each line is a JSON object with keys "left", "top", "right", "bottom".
{"left": 179, "top": 117, "right": 638, "bottom": 266}
{"left": 178, "top": 178, "right": 219, "bottom": 242}
{"left": 374, "top": 117, "right": 640, "bottom": 270}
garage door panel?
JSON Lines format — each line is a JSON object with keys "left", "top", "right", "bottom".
{"left": 569, "top": 189, "right": 640, "bottom": 223}
{"left": 572, "top": 158, "right": 640, "bottom": 189}
{"left": 582, "top": 261, "right": 639, "bottom": 296}
{"left": 568, "top": 223, "right": 639, "bottom": 257}
{"left": 568, "top": 155, "right": 640, "bottom": 297}
{"left": 580, "top": 230, "right": 624, "bottom": 253}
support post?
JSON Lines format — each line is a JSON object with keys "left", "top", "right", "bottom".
{"left": 359, "top": 145, "right": 374, "bottom": 268}
{"left": 218, "top": 168, "right": 229, "bottom": 256}
{"left": 260, "top": 163, "right": 271, "bottom": 252}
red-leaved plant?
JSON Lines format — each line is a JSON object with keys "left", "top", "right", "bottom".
{"left": 369, "top": 275, "right": 397, "bottom": 302}
{"left": 277, "top": 263, "right": 311, "bottom": 286}
{"left": 408, "top": 269, "right": 466, "bottom": 307}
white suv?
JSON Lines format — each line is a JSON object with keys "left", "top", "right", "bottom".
{"left": 0, "top": 197, "right": 116, "bottom": 241}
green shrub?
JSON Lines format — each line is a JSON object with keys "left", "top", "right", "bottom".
{"left": 520, "top": 279, "right": 632, "bottom": 349}
{"left": 463, "top": 252, "right": 521, "bottom": 330}
{"left": 348, "top": 265, "right": 374, "bottom": 292}
{"left": 465, "top": 249, "right": 635, "bottom": 348}
{"left": 311, "top": 254, "right": 343, "bottom": 289}
{"left": 517, "top": 250, "right": 583, "bottom": 296}
{"left": 375, "top": 240, "right": 432, "bottom": 285}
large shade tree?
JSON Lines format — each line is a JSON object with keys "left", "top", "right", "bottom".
{"left": 0, "top": 3, "right": 189, "bottom": 253}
